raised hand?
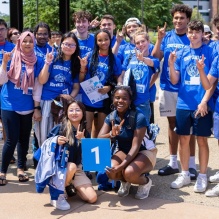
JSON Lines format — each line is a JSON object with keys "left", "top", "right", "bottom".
{"left": 78, "top": 55, "right": 88, "bottom": 68}
{"left": 157, "top": 22, "right": 167, "bottom": 40}
{"left": 90, "top": 16, "right": 100, "bottom": 29}
{"left": 45, "top": 47, "right": 54, "bottom": 64}
{"left": 75, "top": 124, "right": 85, "bottom": 140}
{"left": 135, "top": 48, "right": 147, "bottom": 62}
{"left": 2, "top": 48, "right": 14, "bottom": 63}
{"left": 116, "top": 29, "right": 124, "bottom": 44}
{"left": 111, "top": 119, "right": 125, "bottom": 136}
{"left": 168, "top": 48, "right": 177, "bottom": 65}
{"left": 196, "top": 54, "right": 205, "bottom": 70}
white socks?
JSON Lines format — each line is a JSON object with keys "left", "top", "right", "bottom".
{"left": 168, "top": 155, "right": 178, "bottom": 169}
{"left": 168, "top": 155, "right": 196, "bottom": 170}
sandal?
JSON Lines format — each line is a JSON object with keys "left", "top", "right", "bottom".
{"left": 0, "top": 175, "right": 7, "bottom": 186}
{"left": 65, "top": 184, "right": 76, "bottom": 197}
{"left": 17, "top": 173, "right": 29, "bottom": 182}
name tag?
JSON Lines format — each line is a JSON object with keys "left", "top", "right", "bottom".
{"left": 190, "top": 77, "right": 200, "bottom": 85}
{"left": 136, "top": 84, "right": 145, "bottom": 93}
{"left": 62, "top": 88, "right": 69, "bottom": 94}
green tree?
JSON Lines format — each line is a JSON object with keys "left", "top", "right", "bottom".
{"left": 191, "top": 7, "right": 205, "bottom": 23}
{"left": 0, "top": 12, "right": 10, "bottom": 26}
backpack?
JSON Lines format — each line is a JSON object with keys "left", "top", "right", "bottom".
{"left": 109, "top": 109, "right": 159, "bottom": 150}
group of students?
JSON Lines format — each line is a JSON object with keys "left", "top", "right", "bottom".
{"left": 1, "top": 2, "right": 219, "bottom": 211}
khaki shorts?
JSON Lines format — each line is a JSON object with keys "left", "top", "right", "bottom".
{"left": 159, "top": 89, "right": 178, "bottom": 117}
{"left": 72, "top": 164, "right": 92, "bottom": 188}
{"left": 139, "top": 148, "right": 157, "bottom": 168}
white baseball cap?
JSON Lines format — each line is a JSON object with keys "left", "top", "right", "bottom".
{"left": 125, "top": 18, "right": 141, "bottom": 27}
{"left": 204, "top": 25, "right": 214, "bottom": 34}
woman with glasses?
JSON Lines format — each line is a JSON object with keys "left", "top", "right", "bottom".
{"left": 35, "top": 32, "right": 83, "bottom": 148}
{"left": 7, "top": 27, "right": 20, "bottom": 45}
{"left": 0, "top": 31, "right": 44, "bottom": 185}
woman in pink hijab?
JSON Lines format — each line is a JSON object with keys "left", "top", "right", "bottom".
{"left": 0, "top": 31, "right": 44, "bottom": 185}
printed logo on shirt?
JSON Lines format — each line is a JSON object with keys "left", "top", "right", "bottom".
{"left": 166, "top": 43, "right": 185, "bottom": 49}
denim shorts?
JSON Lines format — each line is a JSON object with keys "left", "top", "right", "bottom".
{"left": 175, "top": 108, "right": 213, "bottom": 136}
{"left": 136, "top": 100, "right": 151, "bottom": 126}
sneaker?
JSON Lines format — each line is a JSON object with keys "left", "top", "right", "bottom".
{"left": 117, "top": 181, "right": 131, "bottom": 197}
{"left": 209, "top": 171, "right": 219, "bottom": 183}
{"left": 170, "top": 174, "right": 191, "bottom": 189}
{"left": 135, "top": 177, "right": 152, "bottom": 200}
{"left": 194, "top": 176, "right": 208, "bottom": 193}
{"left": 51, "top": 194, "right": 70, "bottom": 210}
{"left": 158, "top": 165, "right": 179, "bottom": 176}
{"left": 205, "top": 184, "right": 219, "bottom": 197}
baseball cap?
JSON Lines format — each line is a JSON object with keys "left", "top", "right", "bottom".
{"left": 125, "top": 17, "right": 141, "bottom": 27}
{"left": 204, "top": 25, "right": 214, "bottom": 34}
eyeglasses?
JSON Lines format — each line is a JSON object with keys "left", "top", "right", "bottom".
{"left": 0, "top": 28, "right": 6, "bottom": 32}
{"left": 62, "top": 43, "right": 76, "bottom": 48}
{"left": 12, "top": 32, "right": 20, "bottom": 36}
{"left": 36, "top": 33, "right": 48, "bottom": 37}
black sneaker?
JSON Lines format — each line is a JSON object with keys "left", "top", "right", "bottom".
{"left": 65, "top": 184, "right": 76, "bottom": 197}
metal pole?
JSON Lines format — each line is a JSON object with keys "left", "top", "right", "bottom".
{"left": 36, "top": 0, "right": 39, "bottom": 22}
{"left": 197, "top": 0, "right": 199, "bottom": 19}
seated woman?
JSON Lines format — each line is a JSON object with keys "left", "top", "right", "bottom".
{"left": 98, "top": 86, "right": 157, "bottom": 199}
{"left": 35, "top": 100, "right": 97, "bottom": 210}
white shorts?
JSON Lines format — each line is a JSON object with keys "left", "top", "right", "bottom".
{"left": 159, "top": 89, "right": 178, "bottom": 117}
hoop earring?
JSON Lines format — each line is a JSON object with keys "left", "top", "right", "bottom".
{"left": 110, "top": 103, "right": 115, "bottom": 110}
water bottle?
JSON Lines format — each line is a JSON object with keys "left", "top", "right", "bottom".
{"left": 59, "top": 143, "right": 69, "bottom": 168}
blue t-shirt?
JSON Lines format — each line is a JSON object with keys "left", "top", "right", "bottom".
{"left": 105, "top": 109, "right": 147, "bottom": 154}
{"left": 209, "top": 55, "right": 219, "bottom": 113}
{"left": 77, "top": 33, "right": 95, "bottom": 58}
{"left": 111, "top": 35, "right": 126, "bottom": 48}
{"left": 41, "top": 59, "right": 79, "bottom": 100}
{"left": 34, "top": 43, "right": 53, "bottom": 59}
{"left": 160, "top": 30, "right": 190, "bottom": 92}
{"left": 175, "top": 44, "right": 215, "bottom": 110}
{"left": 122, "top": 55, "right": 159, "bottom": 105}
{"left": 81, "top": 54, "right": 121, "bottom": 108}
{"left": 1, "top": 57, "right": 44, "bottom": 111}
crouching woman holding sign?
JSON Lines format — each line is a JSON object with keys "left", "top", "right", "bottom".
{"left": 98, "top": 86, "right": 157, "bottom": 199}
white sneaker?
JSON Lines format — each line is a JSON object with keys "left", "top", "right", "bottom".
{"left": 117, "top": 181, "right": 131, "bottom": 197}
{"left": 170, "top": 174, "right": 191, "bottom": 189}
{"left": 50, "top": 194, "right": 70, "bottom": 210}
{"left": 194, "top": 176, "right": 208, "bottom": 193}
{"left": 209, "top": 171, "right": 219, "bottom": 183}
{"left": 135, "top": 178, "right": 152, "bottom": 199}
{"left": 205, "top": 184, "right": 219, "bottom": 197}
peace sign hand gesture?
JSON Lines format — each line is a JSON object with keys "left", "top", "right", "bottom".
{"left": 196, "top": 54, "right": 205, "bottom": 71}
{"left": 157, "top": 22, "right": 167, "bottom": 40}
{"left": 45, "top": 47, "right": 54, "bottom": 64}
{"left": 111, "top": 119, "right": 125, "bottom": 137}
{"left": 75, "top": 124, "right": 85, "bottom": 140}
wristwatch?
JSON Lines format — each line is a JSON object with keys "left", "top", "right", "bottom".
{"left": 34, "top": 106, "right": 41, "bottom": 110}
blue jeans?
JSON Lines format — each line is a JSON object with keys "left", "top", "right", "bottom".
{"left": 136, "top": 100, "right": 151, "bottom": 126}
{"left": 1, "top": 110, "right": 33, "bottom": 173}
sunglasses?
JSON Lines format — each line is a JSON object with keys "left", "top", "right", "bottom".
{"left": 12, "top": 32, "right": 20, "bottom": 36}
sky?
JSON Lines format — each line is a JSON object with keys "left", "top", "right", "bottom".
{"left": 0, "top": 1, "right": 10, "bottom": 15}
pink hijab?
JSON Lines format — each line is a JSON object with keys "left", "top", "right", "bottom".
{"left": 7, "top": 31, "right": 37, "bottom": 94}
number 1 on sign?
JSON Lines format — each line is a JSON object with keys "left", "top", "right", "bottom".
{"left": 91, "top": 146, "right": 100, "bottom": 164}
